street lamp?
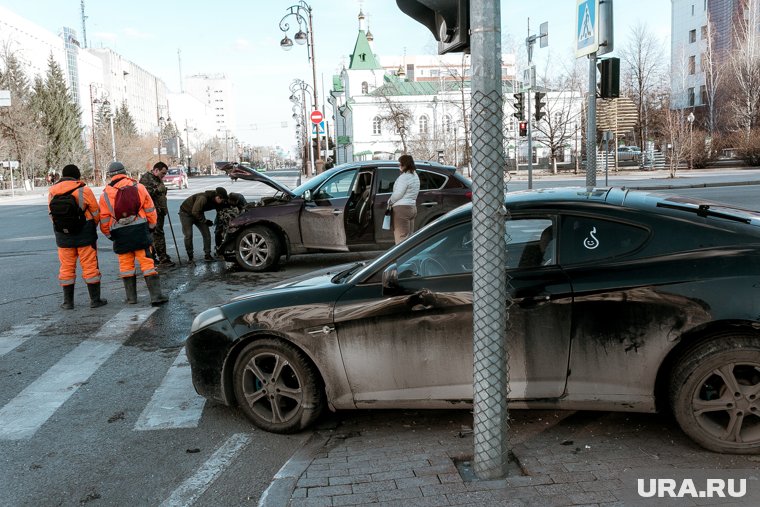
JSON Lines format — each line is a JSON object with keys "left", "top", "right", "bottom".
{"left": 280, "top": 1, "right": 324, "bottom": 170}
{"left": 687, "top": 111, "right": 695, "bottom": 170}
{"left": 290, "top": 79, "right": 314, "bottom": 177}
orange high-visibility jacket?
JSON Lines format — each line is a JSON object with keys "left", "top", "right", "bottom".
{"left": 99, "top": 174, "right": 157, "bottom": 238}
{"left": 48, "top": 178, "right": 100, "bottom": 248}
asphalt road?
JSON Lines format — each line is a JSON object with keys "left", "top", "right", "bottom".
{"left": 0, "top": 173, "right": 758, "bottom": 506}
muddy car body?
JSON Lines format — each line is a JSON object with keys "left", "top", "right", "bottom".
{"left": 217, "top": 161, "right": 472, "bottom": 271}
{"left": 188, "top": 187, "right": 760, "bottom": 453}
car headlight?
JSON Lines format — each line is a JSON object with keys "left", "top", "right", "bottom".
{"left": 191, "top": 307, "right": 226, "bottom": 332}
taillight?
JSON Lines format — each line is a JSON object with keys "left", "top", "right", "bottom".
{"left": 465, "top": 191, "right": 472, "bottom": 200}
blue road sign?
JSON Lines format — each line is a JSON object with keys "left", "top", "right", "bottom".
{"left": 311, "top": 120, "right": 326, "bottom": 137}
{"left": 576, "top": 0, "right": 599, "bottom": 57}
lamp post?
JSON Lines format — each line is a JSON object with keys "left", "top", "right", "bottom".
{"left": 100, "top": 99, "right": 117, "bottom": 162}
{"left": 290, "top": 79, "right": 314, "bottom": 177}
{"left": 280, "top": 1, "right": 323, "bottom": 170}
{"left": 687, "top": 111, "right": 695, "bottom": 170}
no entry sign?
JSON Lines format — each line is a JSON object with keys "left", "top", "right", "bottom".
{"left": 310, "top": 110, "right": 324, "bottom": 124}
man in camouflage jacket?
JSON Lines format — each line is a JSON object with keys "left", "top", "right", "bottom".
{"left": 139, "top": 161, "right": 175, "bottom": 267}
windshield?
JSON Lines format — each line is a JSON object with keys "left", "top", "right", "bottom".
{"left": 290, "top": 167, "right": 342, "bottom": 197}
{"left": 166, "top": 169, "right": 181, "bottom": 175}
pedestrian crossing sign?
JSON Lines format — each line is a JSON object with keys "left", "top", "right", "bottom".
{"left": 576, "top": 0, "right": 599, "bottom": 58}
{"left": 311, "top": 120, "right": 326, "bottom": 137}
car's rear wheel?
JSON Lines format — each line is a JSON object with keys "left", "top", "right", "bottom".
{"left": 235, "top": 225, "right": 281, "bottom": 271}
{"left": 670, "top": 334, "right": 760, "bottom": 453}
{"left": 233, "top": 339, "right": 324, "bottom": 433}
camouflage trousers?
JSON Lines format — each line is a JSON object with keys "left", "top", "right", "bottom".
{"left": 151, "top": 213, "right": 170, "bottom": 261}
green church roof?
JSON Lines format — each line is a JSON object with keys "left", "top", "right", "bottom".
{"left": 349, "top": 30, "right": 381, "bottom": 70}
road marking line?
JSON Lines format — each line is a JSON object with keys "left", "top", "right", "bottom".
{"left": 0, "top": 319, "right": 52, "bottom": 357}
{"left": 0, "top": 307, "right": 156, "bottom": 440}
{"left": 4, "top": 235, "right": 54, "bottom": 241}
{"left": 134, "top": 347, "right": 206, "bottom": 430}
{"left": 159, "top": 433, "right": 252, "bottom": 507}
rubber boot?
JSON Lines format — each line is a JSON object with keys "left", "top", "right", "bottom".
{"left": 60, "top": 284, "right": 74, "bottom": 310}
{"left": 145, "top": 275, "right": 168, "bottom": 306}
{"left": 123, "top": 276, "right": 138, "bottom": 304}
{"left": 87, "top": 282, "right": 108, "bottom": 308}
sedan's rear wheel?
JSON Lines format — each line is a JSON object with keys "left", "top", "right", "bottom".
{"left": 235, "top": 225, "right": 281, "bottom": 272}
{"left": 233, "top": 339, "right": 324, "bottom": 433}
{"left": 670, "top": 335, "right": 760, "bottom": 453}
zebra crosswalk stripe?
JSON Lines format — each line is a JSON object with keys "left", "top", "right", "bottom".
{"left": 0, "top": 319, "right": 52, "bottom": 357}
{"left": 0, "top": 307, "right": 157, "bottom": 440}
{"left": 134, "top": 347, "right": 206, "bottom": 430}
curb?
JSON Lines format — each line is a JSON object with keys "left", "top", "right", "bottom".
{"left": 258, "top": 432, "right": 329, "bottom": 507}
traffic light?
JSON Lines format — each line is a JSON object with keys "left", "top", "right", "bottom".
{"left": 519, "top": 121, "right": 527, "bottom": 137}
{"left": 395, "top": 0, "right": 470, "bottom": 54}
{"left": 513, "top": 93, "right": 524, "bottom": 121}
{"left": 534, "top": 92, "right": 547, "bottom": 121}
{"left": 598, "top": 57, "right": 620, "bottom": 98}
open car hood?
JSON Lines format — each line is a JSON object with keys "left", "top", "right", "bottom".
{"left": 225, "top": 165, "right": 295, "bottom": 197}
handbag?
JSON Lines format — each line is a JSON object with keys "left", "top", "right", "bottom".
{"left": 382, "top": 207, "right": 391, "bottom": 230}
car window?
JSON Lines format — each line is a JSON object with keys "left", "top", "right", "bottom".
{"left": 377, "top": 167, "right": 399, "bottom": 194}
{"left": 313, "top": 169, "right": 357, "bottom": 200}
{"left": 418, "top": 170, "right": 446, "bottom": 190}
{"left": 559, "top": 215, "right": 649, "bottom": 264}
{"left": 397, "top": 222, "right": 472, "bottom": 279}
{"left": 506, "top": 218, "right": 555, "bottom": 268}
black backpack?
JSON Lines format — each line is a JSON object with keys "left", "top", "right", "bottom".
{"left": 50, "top": 184, "right": 87, "bottom": 234}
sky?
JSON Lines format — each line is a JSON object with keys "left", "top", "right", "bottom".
{"left": 0, "top": 0, "right": 671, "bottom": 151}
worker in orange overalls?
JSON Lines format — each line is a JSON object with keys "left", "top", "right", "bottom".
{"left": 99, "top": 161, "right": 168, "bottom": 306}
{"left": 48, "top": 164, "right": 107, "bottom": 309}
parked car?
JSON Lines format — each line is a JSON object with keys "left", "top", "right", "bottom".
{"left": 217, "top": 161, "right": 472, "bottom": 271}
{"left": 187, "top": 187, "right": 760, "bottom": 453}
{"left": 163, "top": 167, "right": 188, "bottom": 189}
{"left": 617, "top": 146, "right": 642, "bottom": 161}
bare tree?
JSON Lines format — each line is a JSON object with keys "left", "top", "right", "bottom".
{"left": 619, "top": 23, "right": 665, "bottom": 148}
{"left": 702, "top": 13, "right": 726, "bottom": 136}
{"left": 659, "top": 97, "right": 690, "bottom": 178}
{"left": 376, "top": 86, "right": 413, "bottom": 154}
{"left": 728, "top": 0, "right": 760, "bottom": 135}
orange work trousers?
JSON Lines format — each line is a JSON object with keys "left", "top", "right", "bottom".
{"left": 117, "top": 248, "right": 158, "bottom": 278}
{"left": 58, "top": 245, "right": 101, "bottom": 286}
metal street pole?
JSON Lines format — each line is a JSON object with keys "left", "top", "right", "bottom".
{"left": 471, "top": 0, "right": 509, "bottom": 480}
{"left": 108, "top": 110, "right": 116, "bottom": 161}
{"left": 88, "top": 84, "right": 99, "bottom": 183}
{"left": 587, "top": 53, "right": 597, "bottom": 187}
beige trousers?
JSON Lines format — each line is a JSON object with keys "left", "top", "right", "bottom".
{"left": 392, "top": 205, "right": 417, "bottom": 244}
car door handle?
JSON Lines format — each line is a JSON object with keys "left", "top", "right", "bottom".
{"left": 512, "top": 295, "right": 551, "bottom": 308}
{"left": 420, "top": 202, "right": 438, "bottom": 208}
{"left": 332, "top": 209, "right": 343, "bottom": 215}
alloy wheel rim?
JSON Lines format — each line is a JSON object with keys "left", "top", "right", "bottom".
{"left": 241, "top": 351, "right": 304, "bottom": 424}
{"left": 691, "top": 361, "right": 760, "bottom": 446}
{"left": 240, "top": 232, "right": 269, "bottom": 267}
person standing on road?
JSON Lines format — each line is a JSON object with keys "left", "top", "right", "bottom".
{"left": 387, "top": 154, "right": 420, "bottom": 244}
{"left": 99, "top": 161, "right": 168, "bottom": 306}
{"left": 48, "top": 164, "right": 107, "bottom": 309}
{"left": 139, "top": 161, "right": 175, "bottom": 267}
{"left": 179, "top": 187, "right": 228, "bottom": 263}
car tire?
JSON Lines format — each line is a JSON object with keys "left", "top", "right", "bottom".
{"left": 669, "top": 334, "right": 760, "bottom": 453}
{"left": 235, "top": 225, "right": 281, "bottom": 272}
{"left": 233, "top": 338, "right": 324, "bottom": 433}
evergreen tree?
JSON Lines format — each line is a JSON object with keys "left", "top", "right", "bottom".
{"left": 36, "top": 54, "right": 85, "bottom": 171}
{"left": 0, "top": 48, "right": 38, "bottom": 182}
{"left": 114, "top": 101, "right": 137, "bottom": 137}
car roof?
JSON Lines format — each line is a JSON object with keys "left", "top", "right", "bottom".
{"left": 336, "top": 159, "right": 458, "bottom": 173}
{"left": 442, "top": 187, "right": 760, "bottom": 227}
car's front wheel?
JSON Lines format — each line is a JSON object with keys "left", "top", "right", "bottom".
{"left": 233, "top": 339, "right": 324, "bottom": 433}
{"left": 670, "top": 334, "right": 760, "bottom": 453}
{"left": 235, "top": 225, "right": 281, "bottom": 271}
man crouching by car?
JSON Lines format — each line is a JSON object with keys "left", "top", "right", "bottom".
{"left": 178, "top": 187, "right": 228, "bottom": 263}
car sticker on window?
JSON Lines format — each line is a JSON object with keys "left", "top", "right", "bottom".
{"left": 583, "top": 227, "right": 599, "bottom": 250}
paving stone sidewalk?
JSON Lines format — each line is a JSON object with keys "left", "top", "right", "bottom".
{"left": 261, "top": 409, "right": 760, "bottom": 507}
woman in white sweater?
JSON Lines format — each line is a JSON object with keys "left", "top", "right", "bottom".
{"left": 387, "top": 154, "right": 421, "bottom": 244}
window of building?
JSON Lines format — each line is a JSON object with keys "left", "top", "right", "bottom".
{"left": 361, "top": 81, "right": 368, "bottom": 94}
{"left": 700, "top": 85, "right": 708, "bottom": 105}
{"left": 688, "top": 55, "right": 696, "bottom": 74}
{"left": 691, "top": 4, "right": 695, "bottom": 15}
{"left": 689, "top": 29, "right": 696, "bottom": 43}
{"left": 372, "top": 116, "right": 382, "bottom": 135}
{"left": 688, "top": 87, "right": 695, "bottom": 106}
{"left": 701, "top": 25, "right": 707, "bottom": 39}
{"left": 443, "top": 114, "right": 452, "bottom": 135}
{"left": 419, "top": 115, "right": 429, "bottom": 134}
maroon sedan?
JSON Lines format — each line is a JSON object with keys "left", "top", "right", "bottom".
{"left": 218, "top": 161, "right": 472, "bottom": 271}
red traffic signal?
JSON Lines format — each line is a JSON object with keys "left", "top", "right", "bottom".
{"left": 519, "top": 121, "right": 528, "bottom": 137}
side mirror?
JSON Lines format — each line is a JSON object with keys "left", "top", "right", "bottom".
{"left": 303, "top": 189, "right": 312, "bottom": 202}
{"left": 382, "top": 263, "right": 400, "bottom": 295}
